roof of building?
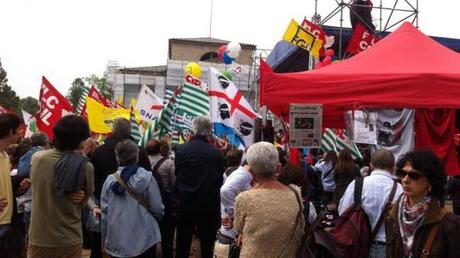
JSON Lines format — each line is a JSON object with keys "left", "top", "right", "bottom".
{"left": 169, "top": 37, "right": 256, "bottom": 48}
{"left": 118, "top": 65, "right": 167, "bottom": 76}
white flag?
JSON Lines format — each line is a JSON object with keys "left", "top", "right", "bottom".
{"left": 135, "top": 85, "right": 163, "bottom": 122}
{"left": 22, "top": 110, "right": 33, "bottom": 126}
{"left": 208, "top": 67, "right": 258, "bottom": 148}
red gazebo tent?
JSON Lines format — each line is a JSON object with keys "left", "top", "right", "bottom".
{"left": 260, "top": 22, "right": 460, "bottom": 129}
{"left": 260, "top": 22, "right": 460, "bottom": 175}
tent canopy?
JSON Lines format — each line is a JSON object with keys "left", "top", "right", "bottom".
{"left": 260, "top": 22, "right": 460, "bottom": 128}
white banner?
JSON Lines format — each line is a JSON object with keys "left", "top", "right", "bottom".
{"left": 289, "top": 104, "right": 322, "bottom": 148}
{"left": 345, "top": 110, "right": 377, "bottom": 145}
{"left": 135, "top": 85, "right": 163, "bottom": 122}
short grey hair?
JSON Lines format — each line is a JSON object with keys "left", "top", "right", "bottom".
{"left": 192, "top": 116, "right": 212, "bottom": 137}
{"left": 245, "top": 142, "right": 279, "bottom": 178}
{"left": 371, "top": 149, "right": 395, "bottom": 170}
{"left": 115, "top": 139, "right": 139, "bottom": 166}
{"left": 30, "top": 132, "right": 49, "bottom": 147}
{"left": 112, "top": 118, "right": 131, "bottom": 137}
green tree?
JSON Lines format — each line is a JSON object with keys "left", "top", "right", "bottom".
{"left": 67, "top": 78, "right": 86, "bottom": 110}
{"left": 85, "top": 74, "right": 113, "bottom": 100}
{"left": 0, "top": 60, "right": 21, "bottom": 113}
{"left": 20, "top": 96, "right": 39, "bottom": 115}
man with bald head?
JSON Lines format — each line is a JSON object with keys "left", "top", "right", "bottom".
{"left": 338, "top": 149, "right": 403, "bottom": 258}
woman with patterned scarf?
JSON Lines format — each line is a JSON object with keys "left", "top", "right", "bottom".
{"left": 386, "top": 151, "right": 460, "bottom": 258}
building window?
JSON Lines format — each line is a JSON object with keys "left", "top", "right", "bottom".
{"left": 200, "top": 52, "right": 219, "bottom": 62}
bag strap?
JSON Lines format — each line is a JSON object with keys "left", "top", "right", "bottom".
{"left": 370, "top": 180, "right": 398, "bottom": 240}
{"left": 354, "top": 176, "right": 364, "bottom": 205}
{"left": 152, "top": 157, "right": 167, "bottom": 174}
{"left": 278, "top": 186, "right": 303, "bottom": 258}
{"left": 323, "top": 166, "right": 334, "bottom": 179}
{"left": 112, "top": 173, "right": 152, "bottom": 213}
{"left": 420, "top": 224, "right": 440, "bottom": 258}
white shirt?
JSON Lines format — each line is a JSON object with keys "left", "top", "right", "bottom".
{"left": 220, "top": 166, "right": 253, "bottom": 238}
{"left": 338, "top": 169, "right": 403, "bottom": 242}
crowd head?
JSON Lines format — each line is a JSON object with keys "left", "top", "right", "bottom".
{"left": 370, "top": 149, "right": 395, "bottom": 171}
{"left": 53, "top": 115, "right": 90, "bottom": 151}
{"left": 246, "top": 141, "right": 279, "bottom": 178}
{"left": 112, "top": 118, "right": 131, "bottom": 138}
{"left": 115, "top": 139, "right": 139, "bottom": 166}
{"left": 0, "top": 113, "right": 23, "bottom": 143}
{"left": 396, "top": 150, "right": 447, "bottom": 202}
{"left": 192, "top": 116, "right": 212, "bottom": 137}
{"left": 30, "top": 132, "right": 49, "bottom": 147}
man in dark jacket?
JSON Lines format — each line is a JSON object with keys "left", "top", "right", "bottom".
{"left": 174, "top": 116, "right": 225, "bottom": 258}
{"left": 88, "top": 118, "right": 151, "bottom": 258}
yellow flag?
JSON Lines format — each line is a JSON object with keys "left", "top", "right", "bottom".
{"left": 282, "top": 19, "right": 323, "bottom": 58}
{"left": 86, "top": 97, "right": 131, "bottom": 133}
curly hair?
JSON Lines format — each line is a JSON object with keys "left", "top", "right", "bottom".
{"left": 396, "top": 150, "right": 447, "bottom": 202}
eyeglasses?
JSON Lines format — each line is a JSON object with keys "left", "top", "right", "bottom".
{"left": 396, "top": 169, "right": 425, "bottom": 180}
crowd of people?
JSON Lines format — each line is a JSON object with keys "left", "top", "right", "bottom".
{"left": 1, "top": 112, "right": 460, "bottom": 258}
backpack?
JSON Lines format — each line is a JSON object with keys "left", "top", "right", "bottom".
{"left": 329, "top": 177, "right": 397, "bottom": 258}
{"left": 151, "top": 158, "right": 170, "bottom": 209}
{"left": 293, "top": 195, "right": 339, "bottom": 258}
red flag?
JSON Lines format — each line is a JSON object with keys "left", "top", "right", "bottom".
{"left": 80, "top": 86, "right": 111, "bottom": 118}
{"left": 301, "top": 19, "right": 327, "bottom": 56}
{"left": 346, "top": 23, "right": 379, "bottom": 55}
{"left": 37, "top": 77, "right": 74, "bottom": 139}
{"left": 0, "top": 104, "right": 13, "bottom": 114}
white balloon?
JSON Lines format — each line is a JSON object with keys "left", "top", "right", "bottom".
{"left": 227, "top": 41, "right": 241, "bottom": 59}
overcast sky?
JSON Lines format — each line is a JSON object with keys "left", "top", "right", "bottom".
{"left": 1, "top": 0, "right": 459, "bottom": 99}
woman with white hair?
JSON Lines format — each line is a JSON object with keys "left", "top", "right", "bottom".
{"left": 234, "top": 142, "right": 304, "bottom": 258}
{"left": 101, "top": 140, "right": 164, "bottom": 258}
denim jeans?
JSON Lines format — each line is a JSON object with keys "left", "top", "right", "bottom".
{"left": 369, "top": 243, "right": 387, "bottom": 258}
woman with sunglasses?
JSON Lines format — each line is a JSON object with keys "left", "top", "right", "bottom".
{"left": 386, "top": 150, "right": 460, "bottom": 258}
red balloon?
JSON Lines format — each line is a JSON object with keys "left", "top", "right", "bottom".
{"left": 326, "top": 48, "right": 334, "bottom": 57}
{"left": 218, "top": 45, "right": 227, "bottom": 61}
{"left": 322, "top": 56, "right": 332, "bottom": 66}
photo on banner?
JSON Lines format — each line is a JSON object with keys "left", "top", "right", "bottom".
{"left": 289, "top": 104, "right": 322, "bottom": 148}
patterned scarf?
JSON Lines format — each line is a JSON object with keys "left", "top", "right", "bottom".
{"left": 398, "top": 195, "right": 431, "bottom": 258}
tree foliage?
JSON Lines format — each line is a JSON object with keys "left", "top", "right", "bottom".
{"left": 85, "top": 74, "right": 113, "bottom": 100}
{"left": 0, "top": 60, "right": 21, "bottom": 113}
{"left": 67, "top": 78, "right": 86, "bottom": 110}
{"left": 20, "top": 97, "right": 39, "bottom": 115}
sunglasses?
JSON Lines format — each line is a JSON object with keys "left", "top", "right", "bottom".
{"left": 396, "top": 169, "right": 425, "bottom": 180}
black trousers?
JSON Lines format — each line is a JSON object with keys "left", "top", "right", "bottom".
{"left": 90, "top": 231, "right": 103, "bottom": 258}
{"left": 110, "top": 244, "right": 156, "bottom": 258}
{"left": 159, "top": 210, "right": 175, "bottom": 258}
{"left": 175, "top": 211, "right": 219, "bottom": 258}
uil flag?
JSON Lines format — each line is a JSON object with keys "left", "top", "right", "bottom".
{"left": 37, "top": 77, "right": 73, "bottom": 138}
{"left": 208, "top": 67, "right": 258, "bottom": 148}
{"left": 135, "top": 85, "right": 163, "bottom": 122}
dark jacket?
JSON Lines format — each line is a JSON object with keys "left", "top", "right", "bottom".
{"left": 385, "top": 197, "right": 460, "bottom": 258}
{"left": 446, "top": 176, "right": 460, "bottom": 215}
{"left": 90, "top": 135, "right": 151, "bottom": 199}
{"left": 332, "top": 164, "right": 360, "bottom": 205}
{"left": 173, "top": 135, "right": 225, "bottom": 213}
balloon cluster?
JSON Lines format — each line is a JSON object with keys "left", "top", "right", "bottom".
{"left": 184, "top": 62, "right": 202, "bottom": 78}
{"left": 315, "top": 49, "right": 334, "bottom": 69}
{"left": 218, "top": 41, "right": 241, "bottom": 65}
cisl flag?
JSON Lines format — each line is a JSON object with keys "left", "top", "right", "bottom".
{"left": 135, "top": 85, "right": 163, "bottom": 122}
{"left": 37, "top": 76, "right": 73, "bottom": 138}
{"left": 346, "top": 22, "right": 379, "bottom": 55}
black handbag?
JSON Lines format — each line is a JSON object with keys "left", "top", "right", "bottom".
{"left": 228, "top": 241, "right": 241, "bottom": 258}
